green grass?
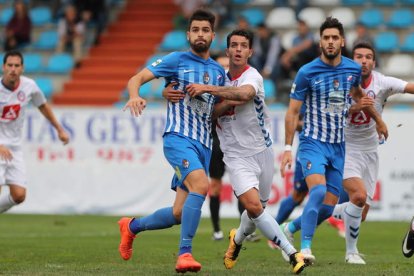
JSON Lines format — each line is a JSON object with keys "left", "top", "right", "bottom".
{"left": 0, "top": 214, "right": 412, "bottom": 275}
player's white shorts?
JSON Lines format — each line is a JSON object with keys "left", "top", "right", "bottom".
{"left": 223, "top": 147, "right": 274, "bottom": 206}
{"left": 343, "top": 150, "right": 378, "bottom": 205}
{"left": 0, "top": 148, "right": 27, "bottom": 188}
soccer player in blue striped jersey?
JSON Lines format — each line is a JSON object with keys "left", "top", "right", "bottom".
{"left": 280, "top": 17, "right": 388, "bottom": 264}
{"left": 118, "top": 9, "right": 225, "bottom": 273}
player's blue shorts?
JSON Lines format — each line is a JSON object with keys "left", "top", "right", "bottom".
{"left": 163, "top": 132, "right": 211, "bottom": 192}
{"left": 293, "top": 157, "right": 308, "bottom": 192}
{"left": 297, "top": 136, "right": 345, "bottom": 197}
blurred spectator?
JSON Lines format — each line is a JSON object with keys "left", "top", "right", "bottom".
{"left": 4, "top": 0, "right": 32, "bottom": 51}
{"left": 250, "top": 23, "right": 284, "bottom": 84}
{"left": 280, "top": 19, "right": 318, "bottom": 79}
{"left": 353, "top": 21, "right": 375, "bottom": 47}
{"left": 236, "top": 16, "right": 250, "bottom": 30}
{"left": 208, "top": 0, "right": 232, "bottom": 29}
{"left": 173, "top": 0, "right": 207, "bottom": 29}
{"left": 56, "top": 5, "right": 85, "bottom": 67}
{"left": 275, "top": 0, "right": 307, "bottom": 17}
{"left": 73, "top": 0, "right": 108, "bottom": 45}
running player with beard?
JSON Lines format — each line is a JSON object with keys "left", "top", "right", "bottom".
{"left": 280, "top": 17, "right": 388, "bottom": 264}
{"left": 118, "top": 9, "right": 225, "bottom": 273}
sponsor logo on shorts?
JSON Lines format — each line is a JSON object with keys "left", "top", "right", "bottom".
{"left": 306, "top": 161, "right": 312, "bottom": 170}
{"left": 175, "top": 166, "right": 182, "bottom": 180}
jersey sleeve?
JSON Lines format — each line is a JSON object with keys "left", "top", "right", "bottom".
{"left": 239, "top": 70, "right": 262, "bottom": 95}
{"left": 290, "top": 68, "right": 308, "bottom": 101}
{"left": 383, "top": 75, "right": 407, "bottom": 98}
{"left": 146, "top": 52, "right": 180, "bottom": 78}
{"left": 30, "top": 81, "right": 47, "bottom": 107}
{"left": 352, "top": 67, "right": 362, "bottom": 87}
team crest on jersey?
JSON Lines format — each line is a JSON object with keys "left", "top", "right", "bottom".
{"left": 366, "top": 90, "right": 376, "bottom": 99}
{"left": 1, "top": 104, "right": 21, "bottom": 120}
{"left": 333, "top": 79, "right": 340, "bottom": 90}
{"left": 306, "top": 161, "right": 312, "bottom": 170}
{"left": 290, "top": 83, "right": 296, "bottom": 94}
{"left": 182, "top": 159, "right": 190, "bottom": 169}
{"left": 203, "top": 72, "right": 210, "bottom": 84}
{"left": 151, "top": 59, "right": 162, "bottom": 67}
{"left": 17, "top": 91, "right": 26, "bottom": 102}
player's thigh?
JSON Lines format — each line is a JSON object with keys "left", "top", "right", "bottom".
{"left": 223, "top": 154, "right": 260, "bottom": 198}
{"left": 298, "top": 137, "right": 328, "bottom": 181}
{"left": 163, "top": 133, "right": 210, "bottom": 192}
{"left": 363, "top": 152, "right": 379, "bottom": 205}
{"left": 5, "top": 149, "right": 27, "bottom": 188}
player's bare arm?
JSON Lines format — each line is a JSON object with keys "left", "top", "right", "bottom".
{"left": 162, "top": 82, "right": 185, "bottom": 103}
{"left": 186, "top": 83, "right": 255, "bottom": 102}
{"left": 351, "top": 86, "right": 388, "bottom": 139}
{"left": 124, "top": 68, "right": 155, "bottom": 116}
{"left": 281, "top": 98, "right": 302, "bottom": 178}
{"left": 38, "top": 103, "right": 70, "bottom": 145}
{"left": 0, "top": 145, "right": 13, "bottom": 161}
{"left": 404, "top": 83, "right": 414, "bottom": 94}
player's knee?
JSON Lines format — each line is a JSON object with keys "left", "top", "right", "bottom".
{"left": 350, "top": 192, "right": 366, "bottom": 207}
{"left": 244, "top": 201, "right": 263, "bottom": 218}
{"left": 292, "top": 191, "right": 306, "bottom": 203}
{"left": 12, "top": 193, "right": 26, "bottom": 204}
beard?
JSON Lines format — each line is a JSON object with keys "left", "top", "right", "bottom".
{"left": 190, "top": 40, "right": 212, "bottom": 53}
{"left": 321, "top": 47, "right": 340, "bottom": 60}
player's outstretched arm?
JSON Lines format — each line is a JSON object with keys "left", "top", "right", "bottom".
{"left": 281, "top": 98, "right": 302, "bottom": 178}
{"left": 38, "top": 103, "right": 69, "bottom": 145}
{"left": 123, "top": 68, "right": 155, "bottom": 117}
{"left": 186, "top": 83, "right": 255, "bottom": 102}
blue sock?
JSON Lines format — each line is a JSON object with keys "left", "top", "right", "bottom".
{"left": 179, "top": 192, "right": 205, "bottom": 255}
{"left": 276, "top": 195, "right": 299, "bottom": 224}
{"left": 317, "top": 204, "right": 334, "bottom": 225}
{"left": 129, "top": 207, "right": 179, "bottom": 234}
{"left": 301, "top": 185, "right": 326, "bottom": 250}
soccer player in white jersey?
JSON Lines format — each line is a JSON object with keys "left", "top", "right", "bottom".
{"left": 118, "top": 9, "right": 226, "bottom": 273}
{"left": 185, "top": 29, "right": 306, "bottom": 274}
{"left": 280, "top": 17, "right": 388, "bottom": 264}
{"left": 331, "top": 41, "right": 414, "bottom": 264}
{"left": 0, "top": 50, "right": 69, "bottom": 213}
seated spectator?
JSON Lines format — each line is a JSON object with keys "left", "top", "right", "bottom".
{"left": 56, "top": 5, "right": 85, "bottom": 67}
{"left": 4, "top": 0, "right": 32, "bottom": 51}
{"left": 73, "top": 0, "right": 109, "bottom": 45}
{"left": 173, "top": 0, "right": 207, "bottom": 30}
{"left": 280, "top": 19, "right": 319, "bottom": 79}
{"left": 250, "top": 23, "right": 284, "bottom": 84}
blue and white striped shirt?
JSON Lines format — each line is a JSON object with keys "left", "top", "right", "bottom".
{"left": 147, "top": 51, "right": 225, "bottom": 149}
{"left": 290, "top": 56, "right": 361, "bottom": 143}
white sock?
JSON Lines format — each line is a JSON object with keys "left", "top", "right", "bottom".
{"left": 0, "top": 192, "right": 17, "bottom": 213}
{"left": 332, "top": 202, "right": 348, "bottom": 220}
{"left": 251, "top": 211, "right": 296, "bottom": 256}
{"left": 344, "top": 202, "right": 363, "bottom": 254}
{"left": 234, "top": 210, "right": 256, "bottom": 245}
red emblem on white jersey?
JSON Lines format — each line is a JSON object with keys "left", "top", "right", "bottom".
{"left": 17, "top": 91, "right": 26, "bottom": 102}
{"left": 1, "top": 104, "right": 21, "bottom": 120}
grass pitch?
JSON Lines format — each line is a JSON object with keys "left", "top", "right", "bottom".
{"left": 0, "top": 214, "right": 412, "bottom": 275}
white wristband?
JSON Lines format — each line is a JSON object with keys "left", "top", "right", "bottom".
{"left": 285, "top": 145, "right": 292, "bottom": 151}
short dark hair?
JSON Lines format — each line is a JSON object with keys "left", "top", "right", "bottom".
{"left": 352, "top": 40, "right": 376, "bottom": 61}
{"left": 226, "top": 29, "right": 254, "bottom": 49}
{"left": 3, "top": 50, "right": 24, "bottom": 65}
{"left": 320, "top": 16, "right": 344, "bottom": 37}
{"left": 188, "top": 9, "right": 216, "bottom": 32}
